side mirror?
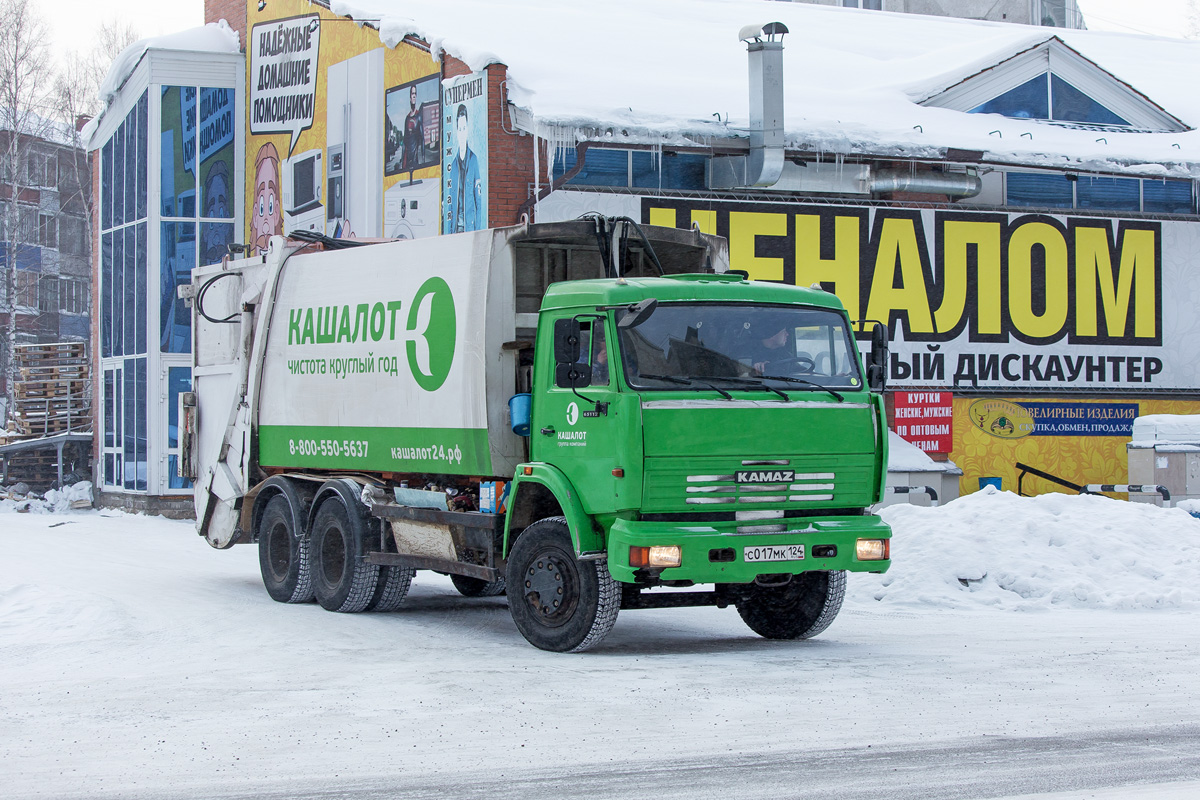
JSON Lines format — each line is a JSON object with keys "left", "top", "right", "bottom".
{"left": 867, "top": 323, "right": 889, "bottom": 393}
{"left": 553, "top": 318, "right": 582, "bottom": 364}
{"left": 555, "top": 362, "right": 592, "bottom": 389}
{"left": 618, "top": 298, "right": 657, "bottom": 330}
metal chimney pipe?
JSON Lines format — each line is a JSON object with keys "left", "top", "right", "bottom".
{"left": 741, "top": 22, "right": 788, "bottom": 187}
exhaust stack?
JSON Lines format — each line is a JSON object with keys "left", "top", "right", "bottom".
{"left": 740, "top": 22, "right": 788, "bottom": 187}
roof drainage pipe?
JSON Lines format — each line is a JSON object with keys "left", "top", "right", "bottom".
{"left": 740, "top": 22, "right": 789, "bottom": 187}
{"left": 869, "top": 169, "right": 983, "bottom": 199}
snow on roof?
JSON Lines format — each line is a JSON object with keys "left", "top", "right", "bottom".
{"left": 332, "top": 0, "right": 1200, "bottom": 176}
{"left": 83, "top": 22, "right": 242, "bottom": 148}
{"left": 0, "top": 110, "right": 81, "bottom": 148}
{"left": 1131, "top": 414, "right": 1200, "bottom": 445}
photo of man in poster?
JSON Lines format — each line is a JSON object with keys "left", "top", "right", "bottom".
{"left": 385, "top": 76, "right": 439, "bottom": 177}
{"left": 446, "top": 104, "right": 483, "bottom": 233}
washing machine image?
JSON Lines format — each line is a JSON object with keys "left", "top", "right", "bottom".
{"left": 384, "top": 178, "right": 439, "bottom": 239}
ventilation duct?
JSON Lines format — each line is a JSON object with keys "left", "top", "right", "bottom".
{"left": 869, "top": 169, "right": 983, "bottom": 198}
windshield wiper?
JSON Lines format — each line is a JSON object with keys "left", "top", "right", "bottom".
{"left": 702, "top": 376, "right": 791, "bottom": 401}
{"left": 638, "top": 373, "right": 733, "bottom": 400}
{"left": 757, "top": 374, "right": 845, "bottom": 402}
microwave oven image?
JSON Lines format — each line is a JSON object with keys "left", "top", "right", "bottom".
{"left": 283, "top": 149, "right": 324, "bottom": 235}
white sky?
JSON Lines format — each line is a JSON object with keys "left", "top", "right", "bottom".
{"left": 34, "top": 0, "right": 204, "bottom": 67}
{"left": 29, "top": 0, "right": 1199, "bottom": 72}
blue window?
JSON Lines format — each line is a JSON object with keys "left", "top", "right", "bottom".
{"left": 136, "top": 92, "right": 148, "bottom": 220}
{"left": 632, "top": 151, "right": 708, "bottom": 191}
{"left": 1006, "top": 172, "right": 1073, "bottom": 208}
{"left": 1144, "top": 180, "right": 1193, "bottom": 214}
{"left": 552, "top": 148, "right": 629, "bottom": 187}
{"left": 198, "top": 88, "right": 235, "bottom": 221}
{"left": 972, "top": 73, "right": 1130, "bottom": 127}
{"left": 1076, "top": 176, "right": 1139, "bottom": 212}
{"left": 102, "top": 139, "right": 113, "bottom": 230}
{"left": 160, "top": 85, "right": 197, "bottom": 218}
{"left": 1051, "top": 75, "right": 1128, "bottom": 126}
{"left": 161, "top": 222, "right": 196, "bottom": 353}
{"left": 168, "top": 367, "right": 193, "bottom": 490}
{"left": 971, "top": 75, "right": 1049, "bottom": 120}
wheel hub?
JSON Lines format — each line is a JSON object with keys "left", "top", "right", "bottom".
{"left": 524, "top": 557, "right": 566, "bottom": 616}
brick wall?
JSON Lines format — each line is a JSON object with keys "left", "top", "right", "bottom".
{"left": 205, "top": 0, "right": 248, "bottom": 45}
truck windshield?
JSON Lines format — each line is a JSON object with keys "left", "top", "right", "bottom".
{"left": 618, "top": 303, "right": 864, "bottom": 392}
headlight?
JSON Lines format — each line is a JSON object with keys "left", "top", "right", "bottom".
{"left": 856, "top": 538, "right": 889, "bottom": 561}
{"left": 629, "top": 545, "right": 682, "bottom": 568}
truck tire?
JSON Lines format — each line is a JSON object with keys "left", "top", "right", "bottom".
{"left": 258, "top": 494, "right": 315, "bottom": 604}
{"left": 450, "top": 573, "right": 507, "bottom": 597}
{"left": 506, "top": 517, "right": 619, "bottom": 652}
{"left": 310, "top": 498, "right": 380, "bottom": 613}
{"left": 368, "top": 565, "right": 415, "bottom": 612}
{"left": 736, "top": 570, "right": 846, "bottom": 640}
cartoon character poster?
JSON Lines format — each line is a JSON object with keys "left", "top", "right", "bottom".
{"left": 441, "top": 71, "right": 488, "bottom": 235}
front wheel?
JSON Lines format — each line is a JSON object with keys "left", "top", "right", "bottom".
{"left": 505, "top": 517, "right": 619, "bottom": 652}
{"left": 736, "top": 570, "right": 846, "bottom": 640}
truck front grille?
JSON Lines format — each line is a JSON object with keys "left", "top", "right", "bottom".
{"left": 684, "top": 468, "right": 835, "bottom": 506}
{"left": 643, "top": 455, "right": 876, "bottom": 514}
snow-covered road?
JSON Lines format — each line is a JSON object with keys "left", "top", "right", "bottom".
{"left": 2, "top": 492, "right": 1199, "bottom": 798}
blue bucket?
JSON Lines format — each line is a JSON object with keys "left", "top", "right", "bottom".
{"left": 509, "top": 393, "right": 532, "bottom": 436}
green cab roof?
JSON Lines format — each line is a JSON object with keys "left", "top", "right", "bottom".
{"left": 540, "top": 274, "right": 848, "bottom": 314}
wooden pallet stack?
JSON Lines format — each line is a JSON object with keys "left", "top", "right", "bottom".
{"left": 1, "top": 342, "right": 92, "bottom": 489}
{"left": 12, "top": 342, "right": 91, "bottom": 437}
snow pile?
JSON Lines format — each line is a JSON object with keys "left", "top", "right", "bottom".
{"left": 857, "top": 487, "right": 1200, "bottom": 611}
{"left": 1, "top": 482, "right": 93, "bottom": 514}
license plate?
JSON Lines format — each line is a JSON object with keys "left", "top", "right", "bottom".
{"left": 743, "top": 544, "right": 805, "bottom": 563}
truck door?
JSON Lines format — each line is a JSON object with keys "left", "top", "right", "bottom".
{"left": 532, "top": 317, "right": 638, "bottom": 514}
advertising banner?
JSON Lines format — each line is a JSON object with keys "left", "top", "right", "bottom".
{"left": 257, "top": 235, "right": 493, "bottom": 476}
{"left": 246, "top": 0, "right": 442, "bottom": 249}
{"left": 643, "top": 198, "right": 1200, "bottom": 393}
{"left": 893, "top": 390, "right": 953, "bottom": 452}
{"left": 442, "top": 71, "right": 488, "bottom": 234}
{"left": 952, "top": 396, "right": 1200, "bottom": 496}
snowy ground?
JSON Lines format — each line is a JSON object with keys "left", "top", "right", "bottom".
{"left": 2, "top": 490, "right": 1199, "bottom": 799}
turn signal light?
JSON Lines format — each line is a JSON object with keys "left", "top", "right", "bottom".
{"left": 612, "top": 468, "right": 625, "bottom": 478}
{"left": 629, "top": 545, "right": 682, "bottom": 568}
{"left": 523, "top": 466, "right": 533, "bottom": 476}
{"left": 856, "top": 538, "right": 890, "bottom": 561}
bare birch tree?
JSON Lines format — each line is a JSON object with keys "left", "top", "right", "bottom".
{"left": 0, "top": 0, "right": 54, "bottom": 425}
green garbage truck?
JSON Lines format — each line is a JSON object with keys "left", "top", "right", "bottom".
{"left": 184, "top": 217, "right": 891, "bottom": 652}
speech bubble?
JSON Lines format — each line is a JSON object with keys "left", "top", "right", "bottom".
{"left": 250, "top": 14, "right": 321, "bottom": 157}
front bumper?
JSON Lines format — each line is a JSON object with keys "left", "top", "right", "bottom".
{"left": 606, "top": 514, "right": 891, "bottom": 584}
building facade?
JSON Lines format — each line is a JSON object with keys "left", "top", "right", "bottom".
{"left": 1, "top": 125, "right": 92, "bottom": 418}
{"left": 90, "top": 0, "right": 1200, "bottom": 510}
{"left": 87, "top": 38, "right": 242, "bottom": 511}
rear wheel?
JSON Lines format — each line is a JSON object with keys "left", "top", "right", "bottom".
{"left": 451, "top": 573, "right": 506, "bottom": 597}
{"left": 257, "top": 494, "right": 314, "bottom": 603}
{"left": 368, "top": 564, "right": 415, "bottom": 611}
{"left": 310, "top": 499, "right": 380, "bottom": 613}
{"left": 736, "top": 570, "right": 846, "bottom": 640}
{"left": 506, "top": 517, "right": 619, "bottom": 652}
